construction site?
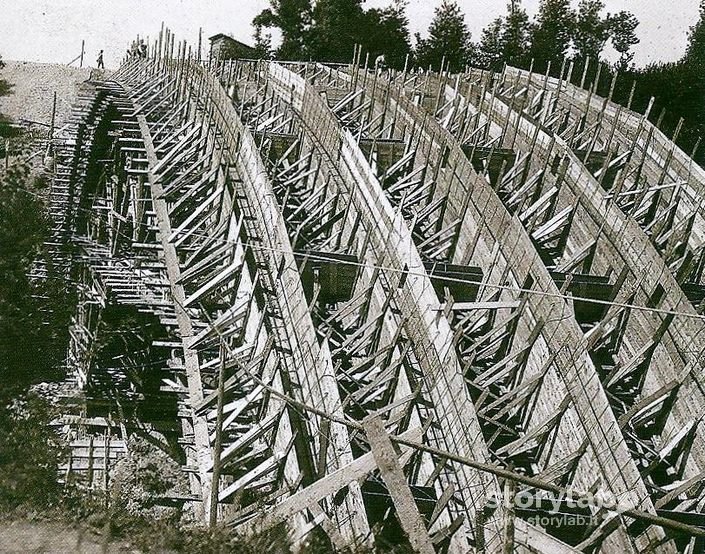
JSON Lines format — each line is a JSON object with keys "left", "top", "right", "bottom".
{"left": 28, "top": 24, "right": 705, "bottom": 553}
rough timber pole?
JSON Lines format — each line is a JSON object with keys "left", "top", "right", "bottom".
{"left": 49, "top": 91, "right": 57, "bottom": 140}
{"left": 209, "top": 341, "right": 227, "bottom": 526}
{"left": 363, "top": 416, "right": 435, "bottom": 554}
{"left": 136, "top": 114, "right": 212, "bottom": 519}
{"left": 502, "top": 475, "right": 516, "bottom": 554}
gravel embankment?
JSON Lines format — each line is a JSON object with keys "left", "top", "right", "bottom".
{"left": 0, "top": 61, "right": 92, "bottom": 129}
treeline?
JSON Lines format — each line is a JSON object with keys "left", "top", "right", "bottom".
{"left": 253, "top": 0, "right": 705, "bottom": 164}
{"left": 626, "top": 3, "right": 705, "bottom": 166}
{"left": 251, "top": 0, "right": 641, "bottom": 71}
{"left": 253, "top": 0, "right": 413, "bottom": 67}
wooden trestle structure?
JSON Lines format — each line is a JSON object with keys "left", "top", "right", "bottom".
{"left": 46, "top": 31, "right": 705, "bottom": 553}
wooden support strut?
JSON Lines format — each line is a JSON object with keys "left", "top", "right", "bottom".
{"left": 136, "top": 114, "right": 213, "bottom": 519}
{"left": 362, "top": 416, "right": 436, "bottom": 554}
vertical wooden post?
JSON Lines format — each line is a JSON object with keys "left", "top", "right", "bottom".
{"left": 49, "top": 91, "right": 57, "bottom": 139}
{"left": 563, "top": 59, "right": 575, "bottom": 96}
{"left": 46, "top": 90, "right": 57, "bottom": 157}
{"left": 644, "top": 96, "right": 655, "bottom": 121}
{"left": 538, "top": 61, "right": 552, "bottom": 124}
{"left": 501, "top": 476, "right": 516, "bottom": 554}
{"left": 87, "top": 435, "right": 95, "bottom": 487}
{"left": 579, "top": 57, "right": 590, "bottom": 90}
{"left": 591, "top": 62, "right": 603, "bottom": 96}
{"left": 656, "top": 117, "right": 684, "bottom": 187}
{"left": 626, "top": 80, "right": 636, "bottom": 111}
{"left": 158, "top": 22, "right": 164, "bottom": 64}
{"left": 605, "top": 70, "right": 618, "bottom": 106}
{"left": 363, "top": 416, "right": 435, "bottom": 554}
{"left": 690, "top": 137, "right": 702, "bottom": 160}
{"left": 475, "top": 505, "right": 487, "bottom": 553}
{"left": 198, "top": 27, "right": 203, "bottom": 62}
{"left": 433, "top": 61, "right": 447, "bottom": 115}
{"left": 209, "top": 342, "right": 227, "bottom": 526}
{"left": 556, "top": 56, "right": 567, "bottom": 91}
{"left": 353, "top": 44, "right": 361, "bottom": 90}
{"left": 79, "top": 40, "right": 85, "bottom": 68}
{"left": 104, "top": 427, "right": 111, "bottom": 505}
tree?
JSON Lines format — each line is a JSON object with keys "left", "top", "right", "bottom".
{"left": 0, "top": 131, "right": 73, "bottom": 393}
{"left": 253, "top": 0, "right": 313, "bottom": 60}
{"left": 573, "top": 0, "right": 611, "bottom": 61}
{"left": 530, "top": 0, "right": 575, "bottom": 70}
{"left": 476, "top": 1, "right": 531, "bottom": 70}
{"left": 308, "top": 0, "right": 366, "bottom": 62}
{"left": 0, "top": 59, "right": 71, "bottom": 389}
{"left": 0, "top": 164, "right": 56, "bottom": 388}
{"left": 253, "top": 0, "right": 411, "bottom": 65}
{"left": 415, "top": 0, "right": 473, "bottom": 72}
{"left": 0, "top": 393, "right": 65, "bottom": 514}
{"left": 607, "top": 11, "right": 640, "bottom": 71}
{"left": 477, "top": 18, "right": 505, "bottom": 69}
{"left": 685, "top": 0, "right": 705, "bottom": 68}
{"left": 360, "top": 1, "right": 412, "bottom": 69}
{"left": 253, "top": 23, "right": 273, "bottom": 59}
{"left": 502, "top": 0, "right": 532, "bottom": 67}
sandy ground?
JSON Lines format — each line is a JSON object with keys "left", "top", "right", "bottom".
{"left": 0, "top": 61, "right": 92, "bottom": 129}
{"left": 0, "top": 520, "right": 136, "bottom": 553}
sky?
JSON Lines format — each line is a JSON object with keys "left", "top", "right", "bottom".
{"left": 0, "top": 0, "right": 700, "bottom": 69}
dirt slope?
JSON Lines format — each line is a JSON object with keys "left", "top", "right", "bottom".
{"left": 0, "top": 61, "right": 92, "bottom": 129}
{"left": 0, "top": 520, "right": 135, "bottom": 553}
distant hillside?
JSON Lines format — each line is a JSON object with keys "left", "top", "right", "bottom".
{"left": 0, "top": 61, "right": 91, "bottom": 129}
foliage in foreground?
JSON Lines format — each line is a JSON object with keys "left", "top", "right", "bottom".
{"left": 0, "top": 54, "right": 19, "bottom": 140}
{"left": 0, "top": 408, "right": 390, "bottom": 553}
{"left": 0, "top": 393, "right": 65, "bottom": 516}
{"left": 0, "top": 162, "right": 73, "bottom": 400}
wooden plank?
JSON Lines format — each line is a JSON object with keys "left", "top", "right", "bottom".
{"left": 363, "top": 416, "right": 435, "bottom": 554}
{"left": 235, "top": 426, "right": 421, "bottom": 530}
{"left": 137, "top": 115, "right": 213, "bottom": 516}
{"left": 432, "top": 300, "right": 521, "bottom": 312}
{"left": 655, "top": 470, "right": 705, "bottom": 509}
{"left": 515, "top": 517, "right": 582, "bottom": 553}
{"left": 168, "top": 183, "right": 224, "bottom": 243}
{"left": 502, "top": 476, "right": 516, "bottom": 554}
{"left": 219, "top": 454, "right": 282, "bottom": 502}
{"left": 211, "top": 412, "right": 280, "bottom": 470}
{"left": 183, "top": 259, "right": 242, "bottom": 307}
{"left": 152, "top": 125, "right": 201, "bottom": 175}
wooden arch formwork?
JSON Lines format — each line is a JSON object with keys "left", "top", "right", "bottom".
{"left": 48, "top": 32, "right": 705, "bottom": 554}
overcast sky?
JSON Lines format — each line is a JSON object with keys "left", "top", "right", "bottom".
{"left": 0, "top": 0, "right": 699, "bottom": 69}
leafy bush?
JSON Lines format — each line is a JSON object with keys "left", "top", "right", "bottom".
{"left": 0, "top": 393, "right": 66, "bottom": 516}
{"left": 0, "top": 162, "right": 73, "bottom": 397}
